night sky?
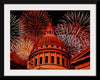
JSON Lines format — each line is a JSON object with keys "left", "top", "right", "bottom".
{"left": 11, "top": 10, "right": 67, "bottom": 26}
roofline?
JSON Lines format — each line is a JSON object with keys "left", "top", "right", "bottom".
{"left": 29, "top": 48, "right": 71, "bottom": 59}
{"left": 71, "top": 46, "right": 90, "bottom": 61}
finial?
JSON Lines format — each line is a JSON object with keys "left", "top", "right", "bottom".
{"left": 48, "top": 23, "right": 52, "bottom": 26}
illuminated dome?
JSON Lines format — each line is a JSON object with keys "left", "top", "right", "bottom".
{"left": 27, "top": 23, "right": 71, "bottom": 69}
{"left": 33, "top": 23, "right": 67, "bottom": 50}
{"left": 34, "top": 34, "right": 67, "bottom": 50}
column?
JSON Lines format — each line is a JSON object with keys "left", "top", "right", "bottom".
{"left": 37, "top": 53, "right": 39, "bottom": 65}
{"left": 43, "top": 52, "right": 45, "bottom": 64}
{"left": 68, "top": 60, "right": 70, "bottom": 69}
{"left": 64, "top": 56, "right": 66, "bottom": 67}
{"left": 55, "top": 52, "right": 57, "bottom": 64}
{"left": 49, "top": 52, "right": 51, "bottom": 64}
{"left": 60, "top": 54, "right": 62, "bottom": 65}
{"left": 33, "top": 56, "right": 35, "bottom": 68}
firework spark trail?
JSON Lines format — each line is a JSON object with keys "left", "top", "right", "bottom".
{"left": 59, "top": 11, "right": 90, "bottom": 33}
{"left": 55, "top": 23, "right": 90, "bottom": 58}
{"left": 55, "top": 11, "right": 90, "bottom": 57}
{"left": 10, "top": 14, "right": 20, "bottom": 53}
{"left": 10, "top": 14, "right": 20, "bottom": 41}
{"left": 19, "top": 11, "right": 52, "bottom": 41}
{"left": 14, "top": 37, "right": 34, "bottom": 60}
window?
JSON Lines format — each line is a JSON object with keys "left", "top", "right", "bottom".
{"left": 35, "top": 58, "right": 37, "bottom": 65}
{"left": 57, "top": 57, "right": 60, "bottom": 64}
{"left": 56, "top": 52, "right": 60, "bottom": 54}
{"left": 51, "top": 45, "right": 53, "bottom": 47}
{"left": 66, "top": 56, "right": 68, "bottom": 58}
{"left": 62, "top": 54, "right": 64, "bottom": 56}
{"left": 46, "top": 45, "right": 48, "bottom": 47}
{"left": 40, "top": 57, "right": 42, "bottom": 64}
{"left": 45, "top": 56, "right": 48, "bottom": 63}
{"left": 44, "top": 51, "right": 49, "bottom": 53}
{"left": 51, "top": 56, "right": 54, "bottom": 63}
{"left": 47, "top": 30, "right": 51, "bottom": 33}
{"left": 50, "top": 51, "right": 55, "bottom": 53}
{"left": 62, "top": 58, "right": 64, "bottom": 66}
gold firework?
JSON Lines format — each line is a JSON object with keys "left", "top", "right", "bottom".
{"left": 15, "top": 37, "right": 34, "bottom": 60}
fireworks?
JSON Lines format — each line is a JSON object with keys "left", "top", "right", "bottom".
{"left": 10, "top": 14, "right": 20, "bottom": 42}
{"left": 58, "top": 11, "right": 90, "bottom": 33}
{"left": 10, "top": 14, "right": 20, "bottom": 52}
{"left": 19, "top": 11, "right": 52, "bottom": 40}
{"left": 55, "top": 11, "right": 90, "bottom": 57}
{"left": 10, "top": 11, "right": 90, "bottom": 62}
{"left": 15, "top": 37, "right": 34, "bottom": 60}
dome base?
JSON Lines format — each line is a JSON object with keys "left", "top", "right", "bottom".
{"left": 30, "top": 64, "right": 68, "bottom": 70}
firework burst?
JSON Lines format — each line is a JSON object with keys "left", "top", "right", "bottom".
{"left": 58, "top": 11, "right": 90, "bottom": 33}
{"left": 55, "top": 11, "right": 90, "bottom": 58}
{"left": 10, "top": 14, "right": 20, "bottom": 42}
{"left": 10, "top": 14, "right": 20, "bottom": 52}
{"left": 14, "top": 37, "right": 34, "bottom": 60}
{"left": 19, "top": 11, "right": 52, "bottom": 41}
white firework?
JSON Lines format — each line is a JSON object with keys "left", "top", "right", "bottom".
{"left": 55, "top": 23, "right": 90, "bottom": 58}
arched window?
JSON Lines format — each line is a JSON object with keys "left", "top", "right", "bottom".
{"left": 57, "top": 57, "right": 60, "bottom": 64}
{"left": 35, "top": 58, "right": 37, "bottom": 65}
{"left": 45, "top": 56, "right": 48, "bottom": 63}
{"left": 40, "top": 57, "right": 42, "bottom": 64}
{"left": 47, "top": 30, "right": 51, "bottom": 33}
{"left": 51, "top": 56, "right": 54, "bottom": 63}
{"left": 46, "top": 45, "right": 48, "bottom": 47}
{"left": 51, "top": 45, "right": 53, "bottom": 47}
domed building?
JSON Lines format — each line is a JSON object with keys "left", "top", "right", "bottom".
{"left": 27, "top": 23, "right": 71, "bottom": 69}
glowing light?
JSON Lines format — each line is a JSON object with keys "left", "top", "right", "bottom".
{"left": 19, "top": 11, "right": 52, "bottom": 41}
{"left": 10, "top": 14, "right": 20, "bottom": 52}
{"left": 55, "top": 11, "right": 90, "bottom": 58}
{"left": 15, "top": 37, "right": 34, "bottom": 60}
{"left": 58, "top": 11, "right": 90, "bottom": 33}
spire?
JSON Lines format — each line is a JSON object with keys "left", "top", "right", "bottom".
{"left": 46, "top": 23, "right": 54, "bottom": 34}
{"left": 44, "top": 23, "right": 56, "bottom": 37}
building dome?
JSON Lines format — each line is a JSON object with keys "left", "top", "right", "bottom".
{"left": 27, "top": 23, "right": 71, "bottom": 69}
{"left": 34, "top": 35, "right": 67, "bottom": 49}
{"left": 33, "top": 23, "right": 67, "bottom": 50}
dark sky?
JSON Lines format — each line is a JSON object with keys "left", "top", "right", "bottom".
{"left": 11, "top": 10, "right": 67, "bottom": 26}
{"left": 11, "top": 10, "right": 90, "bottom": 26}
{"left": 46, "top": 11, "right": 67, "bottom": 26}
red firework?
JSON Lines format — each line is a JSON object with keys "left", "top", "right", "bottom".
{"left": 19, "top": 11, "right": 52, "bottom": 41}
